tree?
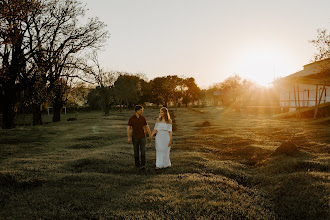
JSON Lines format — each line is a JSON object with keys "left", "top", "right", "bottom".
{"left": 181, "top": 77, "right": 200, "bottom": 107}
{"left": 139, "top": 78, "right": 153, "bottom": 104}
{"left": 40, "top": 0, "right": 109, "bottom": 122}
{"left": 81, "top": 52, "right": 116, "bottom": 115}
{"left": 310, "top": 29, "right": 330, "bottom": 61}
{"left": 0, "top": 0, "right": 109, "bottom": 128}
{"left": 218, "top": 74, "right": 242, "bottom": 106}
{"left": 207, "top": 83, "right": 222, "bottom": 106}
{"left": 113, "top": 74, "right": 141, "bottom": 111}
{"left": 66, "top": 82, "right": 90, "bottom": 109}
{"left": 149, "top": 77, "right": 166, "bottom": 106}
{"left": 0, "top": 0, "right": 40, "bottom": 128}
{"left": 149, "top": 75, "right": 181, "bottom": 107}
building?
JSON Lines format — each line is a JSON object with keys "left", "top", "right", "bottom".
{"left": 276, "top": 58, "right": 330, "bottom": 118}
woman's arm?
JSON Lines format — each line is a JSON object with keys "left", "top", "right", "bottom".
{"left": 168, "top": 131, "right": 172, "bottom": 147}
{"left": 150, "top": 129, "right": 158, "bottom": 138}
{"left": 150, "top": 121, "right": 159, "bottom": 138}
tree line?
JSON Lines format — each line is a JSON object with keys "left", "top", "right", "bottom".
{"left": 85, "top": 73, "right": 201, "bottom": 114}
{"left": 1, "top": 0, "right": 328, "bottom": 129}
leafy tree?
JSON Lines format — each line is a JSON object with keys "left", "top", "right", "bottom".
{"left": 149, "top": 77, "right": 166, "bottom": 106}
{"left": 182, "top": 77, "right": 200, "bottom": 107}
{"left": 218, "top": 74, "right": 242, "bottom": 106}
{"left": 0, "top": 0, "right": 40, "bottom": 128}
{"left": 0, "top": 0, "right": 109, "bottom": 127}
{"left": 149, "top": 75, "right": 182, "bottom": 107}
{"left": 66, "top": 82, "right": 90, "bottom": 109}
{"left": 207, "top": 83, "right": 222, "bottom": 106}
{"left": 139, "top": 78, "right": 153, "bottom": 104}
{"left": 113, "top": 74, "right": 141, "bottom": 111}
{"left": 87, "top": 87, "right": 102, "bottom": 110}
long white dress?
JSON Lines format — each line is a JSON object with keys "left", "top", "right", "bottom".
{"left": 154, "top": 122, "right": 172, "bottom": 168}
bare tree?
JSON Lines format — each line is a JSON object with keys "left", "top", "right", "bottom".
{"left": 38, "top": 0, "right": 109, "bottom": 122}
{"left": 310, "top": 29, "right": 330, "bottom": 61}
{"left": 82, "top": 52, "right": 117, "bottom": 115}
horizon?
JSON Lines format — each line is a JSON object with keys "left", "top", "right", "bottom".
{"left": 80, "top": 0, "right": 330, "bottom": 88}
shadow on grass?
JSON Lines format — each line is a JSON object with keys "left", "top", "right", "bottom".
{"left": 0, "top": 173, "right": 44, "bottom": 208}
{"left": 271, "top": 173, "right": 329, "bottom": 219}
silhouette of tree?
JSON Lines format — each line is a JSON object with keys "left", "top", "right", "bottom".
{"left": 0, "top": 0, "right": 40, "bottom": 128}
{"left": 113, "top": 74, "right": 141, "bottom": 111}
{"left": 139, "top": 78, "right": 153, "bottom": 104}
{"left": 0, "top": 0, "right": 109, "bottom": 127}
{"left": 182, "top": 77, "right": 200, "bottom": 107}
{"left": 81, "top": 52, "right": 116, "bottom": 115}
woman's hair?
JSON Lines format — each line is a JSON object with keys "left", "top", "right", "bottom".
{"left": 159, "top": 107, "right": 171, "bottom": 123}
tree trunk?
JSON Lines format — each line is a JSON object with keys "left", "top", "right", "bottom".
{"left": 2, "top": 91, "right": 17, "bottom": 129}
{"left": 52, "top": 99, "right": 62, "bottom": 122}
{"left": 32, "top": 103, "right": 43, "bottom": 126}
{"left": 104, "top": 102, "right": 110, "bottom": 115}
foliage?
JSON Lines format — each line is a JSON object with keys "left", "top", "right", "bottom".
{"left": 181, "top": 77, "right": 200, "bottom": 107}
{"left": 113, "top": 74, "right": 141, "bottom": 110}
{"left": 0, "top": 0, "right": 109, "bottom": 127}
{"left": 81, "top": 52, "right": 117, "bottom": 114}
{"left": 310, "top": 29, "right": 330, "bottom": 61}
{"left": 208, "top": 74, "right": 256, "bottom": 106}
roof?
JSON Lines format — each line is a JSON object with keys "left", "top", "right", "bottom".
{"left": 278, "top": 58, "right": 330, "bottom": 86}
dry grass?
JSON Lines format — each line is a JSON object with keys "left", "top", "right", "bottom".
{"left": 0, "top": 107, "right": 329, "bottom": 219}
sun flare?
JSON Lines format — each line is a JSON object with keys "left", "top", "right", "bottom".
{"left": 233, "top": 47, "right": 293, "bottom": 87}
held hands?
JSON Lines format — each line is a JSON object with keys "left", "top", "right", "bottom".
{"left": 148, "top": 136, "right": 152, "bottom": 142}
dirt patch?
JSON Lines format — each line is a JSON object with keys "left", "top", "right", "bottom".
{"left": 67, "top": 118, "right": 77, "bottom": 121}
{"left": 68, "top": 143, "right": 101, "bottom": 149}
{"left": 66, "top": 158, "right": 109, "bottom": 173}
{"left": 218, "top": 145, "right": 272, "bottom": 166}
{"left": 271, "top": 142, "right": 300, "bottom": 157}
{"left": 195, "top": 121, "right": 211, "bottom": 127}
{"left": 188, "top": 108, "right": 205, "bottom": 114}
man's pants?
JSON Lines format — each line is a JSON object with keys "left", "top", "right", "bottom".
{"left": 132, "top": 137, "right": 146, "bottom": 167}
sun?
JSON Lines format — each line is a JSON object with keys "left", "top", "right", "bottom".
{"left": 232, "top": 46, "right": 292, "bottom": 87}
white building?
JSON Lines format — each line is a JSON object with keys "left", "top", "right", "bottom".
{"left": 276, "top": 58, "right": 330, "bottom": 117}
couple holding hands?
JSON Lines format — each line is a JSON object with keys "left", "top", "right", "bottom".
{"left": 127, "top": 105, "right": 172, "bottom": 170}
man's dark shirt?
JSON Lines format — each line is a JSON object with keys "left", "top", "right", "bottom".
{"left": 128, "top": 115, "right": 147, "bottom": 139}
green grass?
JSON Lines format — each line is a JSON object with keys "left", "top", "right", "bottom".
{"left": 0, "top": 108, "right": 329, "bottom": 219}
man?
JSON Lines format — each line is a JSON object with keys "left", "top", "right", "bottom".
{"left": 127, "top": 105, "right": 151, "bottom": 169}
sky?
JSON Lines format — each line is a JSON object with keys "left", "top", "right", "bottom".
{"left": 80, "top": 0, "right": 330, "bottom": 88}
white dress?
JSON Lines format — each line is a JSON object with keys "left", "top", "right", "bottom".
{"left": 154, "top": 122, "right": 172, "bottom": 168}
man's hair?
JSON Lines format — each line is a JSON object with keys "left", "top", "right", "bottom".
{"left": 135, "top": 105, "right": 143, "bottom": 112}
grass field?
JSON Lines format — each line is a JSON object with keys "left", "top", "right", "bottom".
{"left": 0, "top": 107, "right": 329, "bottom": 219}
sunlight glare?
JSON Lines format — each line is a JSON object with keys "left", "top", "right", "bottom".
{"left": 233, "top": 47, "right": 292, "bottom": 87}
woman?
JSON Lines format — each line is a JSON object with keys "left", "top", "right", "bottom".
{"left": 151, "top": 107, "right": 172, "bottom": 169}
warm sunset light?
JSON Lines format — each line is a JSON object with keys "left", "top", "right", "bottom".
{"left": 1, "top": 0, "right": 330, "bottom": 219}
{"left": 233, "top": 46, "right": 295, "bottom": 87}
{"left": 78, "top": 0, "right": 328, "bottom": 88}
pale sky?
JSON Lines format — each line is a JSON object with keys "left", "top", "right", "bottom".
{"left": 81, "top": 0, "right": 330, "bottom": 88}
